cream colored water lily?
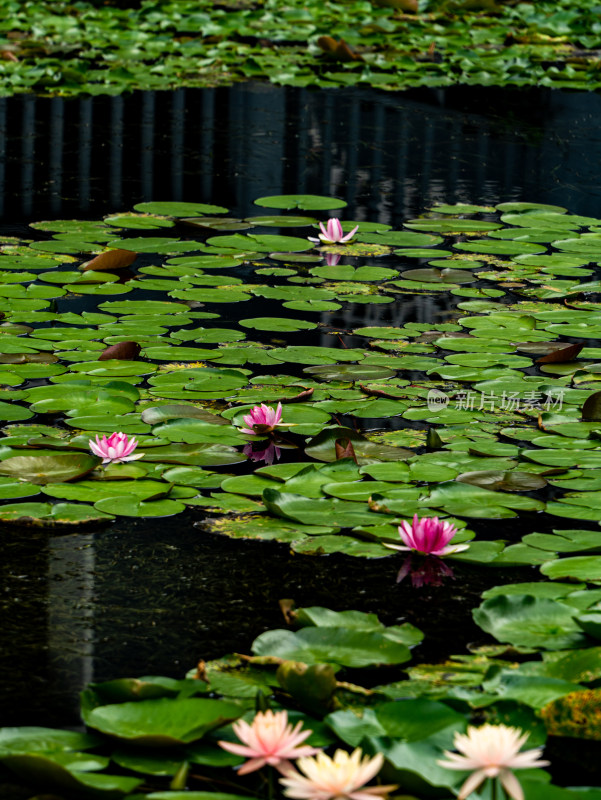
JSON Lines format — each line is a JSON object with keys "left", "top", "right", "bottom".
{"left": 437, "top": 724, "right": 550, "bottom": 800}
{"left": 218, "top": 710, "right": 320, "bottom": 775}
{"left": 280, "top": 748, "right": 397, "bottom": 800}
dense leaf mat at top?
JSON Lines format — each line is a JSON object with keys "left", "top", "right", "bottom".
{"left": 7, "top": 196, "right": 601, "bottom": 575}
{"left": 1, "top": 0, "right": 601, "bottom": 96}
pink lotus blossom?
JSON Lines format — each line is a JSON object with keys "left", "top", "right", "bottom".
{"left": 239, "top": 402, "right": 283, "bottom": 435}
{"left": 243, "top": 442, "right": 281, "bottom": 465}
{"left": 308, "top": 218, "right": 359, "bottom": 244}
{"left": 89, "top": 432, "right": 144, "bottom": 464}
{"left": 280, "top": 748, "right": 397, "bottom": 800}
{"left": 385, "top": 514, "right": 469, "bottom": 557}
{"left": 218, "top": 710, "right": 320, "bottom": 776}
{"left": 438, "top": 724, "right": 550, "bottom": 800}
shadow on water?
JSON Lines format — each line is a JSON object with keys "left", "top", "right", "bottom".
{"left": 2, "top": 81, "right": 601, "bottom": 731}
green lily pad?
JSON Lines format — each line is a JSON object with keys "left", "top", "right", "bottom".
{"left": 0, "top": 477, "right": 40, "bottom": 500}
{"left": 134, "top": 202, "right": 229, "bottom": 216}
{"left": 82, "top": 697, "right": 243, "bottom": 746}
{"left": 454, "top": 239, "right": 545, "bottom": 255}
{"left": 420, "top": 481, "right": 544, "bottom": 518}
{"left": 152, "top": 418, "right": 247, "bottom": 446}
{"left": 541, "top": 557, "right": 601, "bottom": 583}
{"left": 263, "top": 488, "right": 379, "bottom": 528}
{"left": 268, "top": 346, "right": 364, "bottom": 365}
{"left": 139, "top": 443, "right": 246, "bottom": 466}
{"left": 0, "top": 751, "right": 142, "bottom": 798}
{"left": 358, "top": 231, "right": 443, "bottom": 247}
{"left": 42, "top": 479, "right": 181, "bottom": 503}
{"left": 244, "top": 214, "right": 316, "bottom": 226}
{"left": 473, "top": 594, "right": 589, "bottom": 650}
{"left": 252, "top": 627, "right": 410, "bottom": 668}
{"left": 0, "top": 401, "right": 34, "bottom": 421}
{"left": 92, "top": 496, "right": 186, "bottom": 517}
{"left": 0, "top": 453, "right": 99, "bottom": 484}
{"left": 0, "top": 502, "right": 113, "bottom": 526}
{"left": 405, "top": 219, "right": 501, "bottom": 232}
{"left": 304, "top": 364, "right": 395, "bottom": 381}
{"left": 305, "top": 426, "right": 413, "bottom": 463}
{"left": 239, "top": 317, "right": 317, "bottom": 332}
{"left": 0, "top": 727, "right": 100, "bottom": 755}
{"left": 254, "top": 195, "right": 347, "bottom": 210}
{"left": 207, "top": 233, "right": 313, "bottom": 253}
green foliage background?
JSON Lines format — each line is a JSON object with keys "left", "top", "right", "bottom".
{"left": 1, "top": 0, "right": 600, "bottom": 97}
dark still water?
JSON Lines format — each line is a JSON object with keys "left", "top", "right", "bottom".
{"left": 1, "top": 82, "right": 601, "bottom": 732}
{"left": 2, "top": 82, "right": 601, "bottom": 226}
{"left": 0, "top": 513, "right": 529, "bottom": 728}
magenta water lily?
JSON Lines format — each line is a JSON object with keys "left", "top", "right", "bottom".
{"left": 89, "top": 432, "right": 144, "bottom": 464}
{"left": 239, "top": 402, "right": 283, "bottom": 435}
{"left": 308, "top": 218, "right": 359, "bottom": 244}
{"left": 385, "top": 514, "right": 469, "bottom": 556}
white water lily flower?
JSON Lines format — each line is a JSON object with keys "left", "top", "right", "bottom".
{"left": 438, "top": 724, "right": 550, "bottom": 800}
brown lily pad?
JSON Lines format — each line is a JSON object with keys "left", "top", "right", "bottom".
{"left": 82, "top": 249, "right": 137, "bottom": 271}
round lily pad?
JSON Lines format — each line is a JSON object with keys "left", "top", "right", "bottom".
{"left": 0, "top": 454, "right": 99, "bottom": 484}
{"left": 82, "top": 697, "right": 243, "bottom": 745}
{"left": 239, "top": 317, "right": 317, "bottom": 332}
{"left": 303, "top": 364, "right": 395, "bottom": 381}
{"left": 134, "top": 202, "right": 229, "bottom": 216}
{"left": 254, "top": 195, "right": 347, "bottom": 210}
{"left": 0, "top": 502, "right": 113, "bottom": 526}
{"left": 93, "top": 496, "right": 186, "bottom": 517}
{"left": 473, "top": 594, "right": 589, "bottom": 650}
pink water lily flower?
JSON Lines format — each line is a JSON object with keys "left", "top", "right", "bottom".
{"left": 280, "top": 748, "right": 397, "bottom": 800}
{"left": 239, "top": 402, "right": 283, "bottom": 435}
{"left": 218, "top": 709, "right": 320, "bottom": 776}
{"left": 438, "top": 724, "right": 550, "bottom": 800}
{"left": 384, "top": 514, "right": 469, "bottom": 557}
{"left": 308, "top": 218, "right": 359, "bottom": 244}
{"left": 89, "top": 432, "right": 144, "bottom": 464}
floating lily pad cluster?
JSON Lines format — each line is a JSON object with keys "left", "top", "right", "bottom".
{"left": 4, "top": 603, "right": 601, "bottom": 798}
{"left": 1, "top": 0, "right": 601, "bottom": 96}
{"left": 3, "top": 195, "right": 601, "bottom": 576}
{"left": 6, "top": 195, "right": 601, "bottom": 797}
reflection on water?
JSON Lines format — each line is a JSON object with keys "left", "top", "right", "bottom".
{"left": 1, "top": 83, "right": 601, "bottom": 226}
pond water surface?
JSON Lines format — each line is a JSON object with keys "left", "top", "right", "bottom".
{"left": 2, "top": 82, "right": 601, "bottom": 745}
